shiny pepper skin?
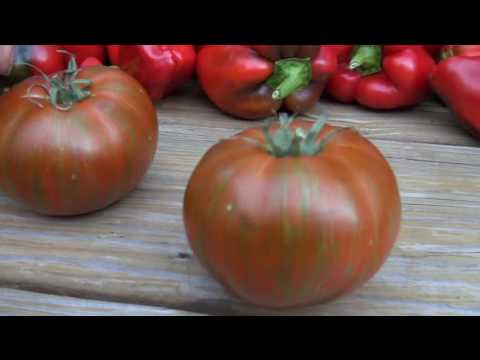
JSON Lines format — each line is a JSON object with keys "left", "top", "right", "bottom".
{"left": 431, "top": 55, "right": 480, "bottom": 138}
{"left": 441, "top": 45, "right": 480, "bottom": 58}
{"left": 109, "top": 45, "right": 197, "bottom": 101}
{"left": 197, "top": 45, "right": 337, "bottom": 120}
{"left": 325, "top": 45, "right": 436, "bottom": 110}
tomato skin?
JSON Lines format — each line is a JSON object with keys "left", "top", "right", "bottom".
{"left": 60, "top": 45, "right": 106, "bottom": 64}
{"left": 184, "top": 120, "right": 401, "bottom": 308}
{"left": 0, "top": 66, "right": 158, "bottom": 216}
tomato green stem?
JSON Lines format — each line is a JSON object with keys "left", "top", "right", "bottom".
{"left": 261, "top": 113, "right": 347, "bottom": 157}
{"left": 266, "top": 58, "right": 312, "bottom": 100}
{"left": 21, "top": 51, "right": 92, "bottom": 111}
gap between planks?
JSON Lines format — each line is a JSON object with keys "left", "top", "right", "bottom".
{"left": 0, "top": 287, "right": 204, "bottom": 316}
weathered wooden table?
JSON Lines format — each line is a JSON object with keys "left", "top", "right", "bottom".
{"left": 1, "top": 84, "right": 479, "bottom": 316}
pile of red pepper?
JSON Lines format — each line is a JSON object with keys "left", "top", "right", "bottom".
{"left": 1, "top": 44, "right": 480, "bottom": 138}
{"left": 320, "top": 44, "right": 480, "bottom": 139}
{"left": 194, "top": 44, "right": 480, "bottom": 139}
{"left": 0, "top": 45, "right": 197, "bottom": 102}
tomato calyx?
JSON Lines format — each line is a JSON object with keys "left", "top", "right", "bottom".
{"left": 261, "top": 113, "right": 348, "bottom": 157}
{"left": 21, "top": 50, "right": 93, "bottom": 111}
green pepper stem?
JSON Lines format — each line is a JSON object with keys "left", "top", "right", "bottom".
{"left": 439, "top": 46, "right": 455, "bottom": 61}
{"left": 266, "top": 58, "right": 312, "bottom": 100}
{"left": 348, "top": 45, "right": 382, "bottom": 76}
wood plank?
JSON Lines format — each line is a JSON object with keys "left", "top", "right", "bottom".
{"left": 0, "top": 288, "right": 203, "bottom": 316}
{"left": 0, "top": 88, "right": 479, "bottom": 315}
{"left": 158, "top": 86, "right": 479, "bottom": 147}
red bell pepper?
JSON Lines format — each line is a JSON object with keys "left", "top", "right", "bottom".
{"left": 431, "top": 52, "right": 480, "bottom": 137}
{"left": 440, "top": 45, "right": 480, "bottom": 59}
{"left": 424, "top": 45, "right": 443, "bottom": 58}
{"left": 80, "top": 57, "right": 103, "bottom": 68}
{"left": 325, "top": 45, "right": 436, "bottom": 109}
{"left": 0, "top": 45, "right": 65, "bottom": 88}
{"left": 107, "top": 45, "right": 121, "bottom": 65}
{"left": 325, "top": 45, "right": 354, "bottom": 63}
{"left": 110, "top": 45, "right": 196, "bottom": 101}
{"left": 197, "top": 45, "right": 337, "bottom": 120}
{"left": 336, "top": 45, "right": 441, "bottom": 59}
{"left": 60, "top": 45, "right": 106, "bottom": 65}
{"left": 381, "top": 45, "right": 443, "bottom": 58}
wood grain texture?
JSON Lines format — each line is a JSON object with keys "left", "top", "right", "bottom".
{"left": 0, "top": 288, "right": 202, "bottom": 316}
{"left": 0, "top": 84, "right": 479, "bottom": 315}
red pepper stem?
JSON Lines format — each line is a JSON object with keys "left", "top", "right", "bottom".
{"left": 440, "top": 46, "right": 455, "bottom": 61}
{"left": 348, "top": 45, "right": 382, "bottom": 76}
{"left": 266, "top": 58, "right": 312, "bottom": 100}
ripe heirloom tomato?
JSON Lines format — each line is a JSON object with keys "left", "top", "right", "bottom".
{"left": 0, "top": 56, "right": 158, "bottom": 216}
{"left": 184, "top": 115, "right": 401, "bottom": 308}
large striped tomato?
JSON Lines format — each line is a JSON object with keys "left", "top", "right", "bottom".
{"left": 184, "top": 115, "right": 401, "bottom": 308}
{"left": 0, "top": 57, "right": 158, "bottom": 216}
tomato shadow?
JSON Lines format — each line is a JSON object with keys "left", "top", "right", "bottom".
{"left": 13, "top": 188, "right": 141, "bottom": 223}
